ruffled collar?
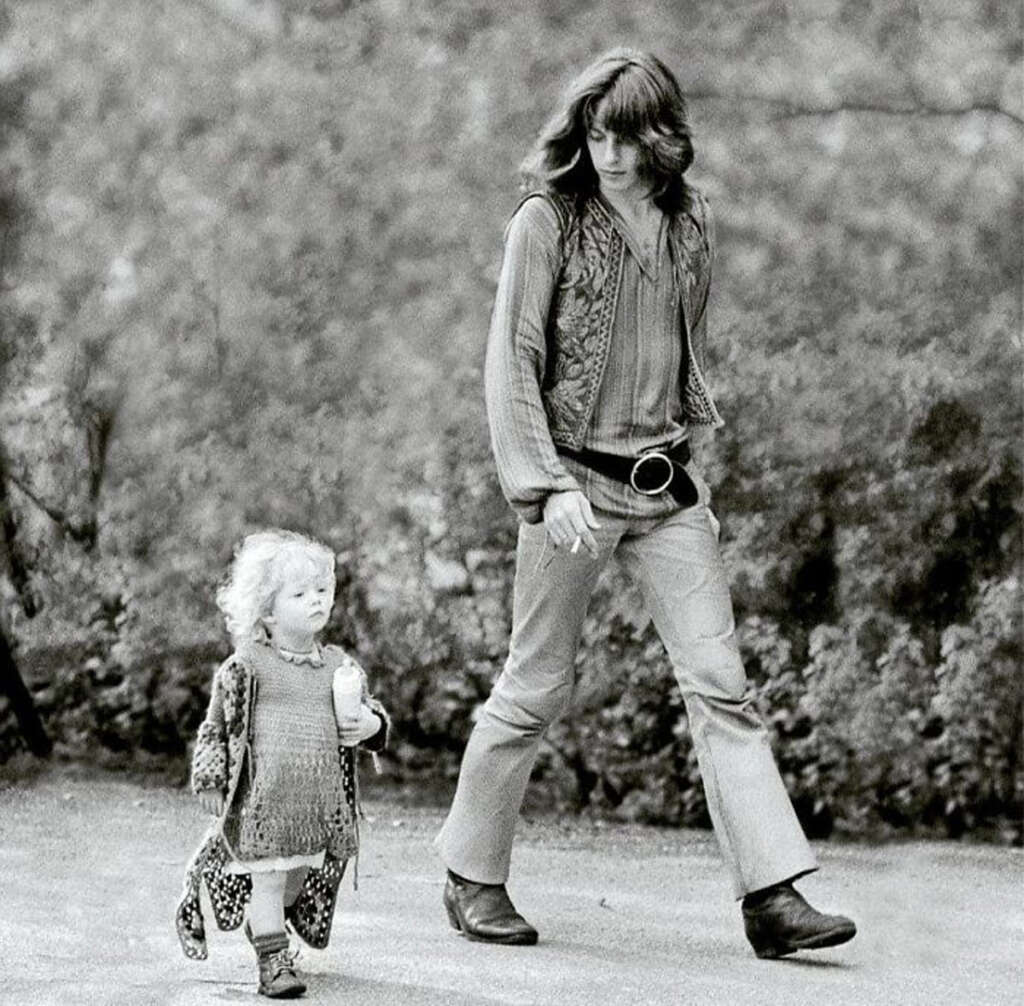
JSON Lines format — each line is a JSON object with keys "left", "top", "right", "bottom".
{"left": 274, "top": 643, "right": 324, "bottom": 667}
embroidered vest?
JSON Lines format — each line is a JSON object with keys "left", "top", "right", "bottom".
{"left": 524, "top": 185, "right": 724, "bottom": 450}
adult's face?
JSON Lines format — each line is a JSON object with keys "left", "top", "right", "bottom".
{"left": 585, "top": 96, "right": 646, "bottom": 202}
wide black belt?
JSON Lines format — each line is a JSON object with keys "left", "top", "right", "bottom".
{"left": 557, "top": 440, "right": 698, "bottom": 507}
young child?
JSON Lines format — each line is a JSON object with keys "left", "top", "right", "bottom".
{"left": 175, "top": 529, "right": 389, "bottom": 999}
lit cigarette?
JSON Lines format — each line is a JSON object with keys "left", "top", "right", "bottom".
{"left": 570, "top": 536, "right": 581, "bottom": 554}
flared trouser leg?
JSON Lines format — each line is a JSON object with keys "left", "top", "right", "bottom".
{"left": 435, "top": 517, "right": 617, "bottom": 884}
{"left": 436, "top": 501, "right": 817, "bottom": 897}
{"left": 618, "top": 503, "right": 817, "bottom": 897}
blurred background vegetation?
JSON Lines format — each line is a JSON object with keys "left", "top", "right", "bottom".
{"left": 0, "top": 0, "right": 1020, "bottom": 843}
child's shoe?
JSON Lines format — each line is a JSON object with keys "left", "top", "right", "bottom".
{"left": 251, "top": 931, "right": 306, "bottom": 999}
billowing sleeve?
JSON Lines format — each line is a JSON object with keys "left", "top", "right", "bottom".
{"left": 484, "top": 195, "right": 582, "bottom": 524}
{"left": 689, "top": 189, "right": 715, "bottom": 373}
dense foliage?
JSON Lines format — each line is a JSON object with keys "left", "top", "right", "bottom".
{"left": 0, "top": 0, "right": 1020, "bottom": 842}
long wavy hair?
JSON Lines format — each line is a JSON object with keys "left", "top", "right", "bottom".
{"left": 519, "top": 48, "right": 695, "bottom": 214}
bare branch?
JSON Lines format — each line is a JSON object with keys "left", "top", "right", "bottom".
{"left": 688, "top": 90, "right": 1024, "bottom": 127}
{"left": 0, "top": 219, "right": 11, "bottom": 291}
{"left": 4, "top": 471, "right": 96, "bottom": 549}
{"left": 85, "top": 402, "right": 117, "bottom": 505}
{"left": 193, "top": 251, "right": 227, "bottom": 378}
{"left": 770, "top": 101, "right": 1024, "bottom": 126}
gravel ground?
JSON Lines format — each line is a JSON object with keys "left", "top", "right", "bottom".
{"left": 1, "top": 768, "right": 1020, "bottom": 1006}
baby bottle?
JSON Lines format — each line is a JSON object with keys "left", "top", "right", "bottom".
{"left": 332, "top": 662, "right": 363, "bottom": 744}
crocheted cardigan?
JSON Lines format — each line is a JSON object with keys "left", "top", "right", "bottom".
{"left": 175, "top": 643, "right": 389, "bottom": 959}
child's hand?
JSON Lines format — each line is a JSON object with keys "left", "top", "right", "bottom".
{"left": 337, "top": 704, "right": 382, "bottom": 747}
{"left": 197, "top": 790, "right": 225, "bottom": 816}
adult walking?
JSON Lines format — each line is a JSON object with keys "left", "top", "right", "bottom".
{"left": 436, "top": 48, "right": 856, "bottom": 959}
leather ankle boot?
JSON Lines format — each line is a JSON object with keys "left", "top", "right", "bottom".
{"left": 742, "top": 883, "right": 856, "bottom": 959}
{"left": 251, "top": 930, "right": 306, "bottom": 998}
{"left": 443, "top": 871, "right": 538, "bottom": 945}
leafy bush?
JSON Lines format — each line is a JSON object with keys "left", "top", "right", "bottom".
{"left": 1, "top": 1, "right": 1020, "bottom": 842}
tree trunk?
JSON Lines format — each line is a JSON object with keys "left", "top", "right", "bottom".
{"left": 0, "top": 624, "right": 51, "bottom": 757}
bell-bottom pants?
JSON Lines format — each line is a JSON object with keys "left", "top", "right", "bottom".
{"left": 435, "top": 501, "right": 817, "bottom": 898}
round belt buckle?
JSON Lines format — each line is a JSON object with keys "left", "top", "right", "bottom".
{"left": 630, "top": 451, "right": 674, "bottom": 495}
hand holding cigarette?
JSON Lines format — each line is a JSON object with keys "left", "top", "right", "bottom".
{"left": 541, "top": 490, "right": 602, "bottom": 558}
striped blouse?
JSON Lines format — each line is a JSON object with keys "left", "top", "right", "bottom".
{"left": 484, "top": 193, "right": 695, "bottom": 522}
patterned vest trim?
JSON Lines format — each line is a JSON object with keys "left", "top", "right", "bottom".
{"left": 520, "top": 185, "right": 724, "bottom": 450}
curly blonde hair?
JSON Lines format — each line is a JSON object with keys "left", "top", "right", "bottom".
{"left": 216, "top": 529, "right": 336, "bottom": 645}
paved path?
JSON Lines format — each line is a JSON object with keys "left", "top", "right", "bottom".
{"left": 1, "top": 770, "right": 1020, "bottom": 1005}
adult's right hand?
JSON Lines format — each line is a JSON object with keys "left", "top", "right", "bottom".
{"left": 543, "top": 490, "right": 602, "bottom": 558}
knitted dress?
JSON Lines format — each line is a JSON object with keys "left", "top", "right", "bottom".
{"left": 176, "top": 643, "right": 388, "bottom": 959}
{"left": 223, "top": 642, "right": 353, "bottom": 870}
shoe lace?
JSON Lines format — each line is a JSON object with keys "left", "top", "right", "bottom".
{"left": 266, "top": 946, "right": 298, "bottom": 979}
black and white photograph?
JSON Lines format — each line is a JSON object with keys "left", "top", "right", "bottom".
{"left": 0, "top": 1, "right": 1020, "bottom": 1004}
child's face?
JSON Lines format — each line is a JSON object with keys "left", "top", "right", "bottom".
{"left": 264, "top": 555, "right": 336, "bottom": 643}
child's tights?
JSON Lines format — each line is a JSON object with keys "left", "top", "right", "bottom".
{"left": 248, "top": 868, "right": 307, "bottom": 936}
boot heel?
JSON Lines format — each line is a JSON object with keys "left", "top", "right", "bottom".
{"left": 445, "top": 902, "right": 463, "bottom": 933}
{"left": 747, "top": 920, "right": 792, "bottom": 959}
